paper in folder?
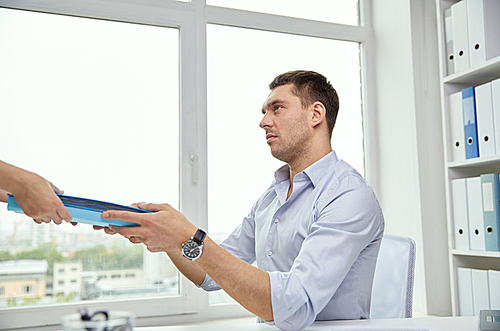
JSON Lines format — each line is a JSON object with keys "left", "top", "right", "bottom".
{"left": 7, "top": 194, "right": 149, "bottom": 227}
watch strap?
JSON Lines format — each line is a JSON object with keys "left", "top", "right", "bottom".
{"left": 193, "top": 228, "right": 206, "bottom": 245}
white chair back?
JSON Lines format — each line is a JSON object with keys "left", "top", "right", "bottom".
{"left": 370, "top": 234, "right": 416, "bottom": 319}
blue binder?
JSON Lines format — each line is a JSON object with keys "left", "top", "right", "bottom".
{"left": 462, "top": 87, "right": 480, "bottom": 159}
{"left": 480, "top": 174, "right": 500, "bottom": 251}
{"left": 7, "top": 194, "right": 148, "bottom": 227}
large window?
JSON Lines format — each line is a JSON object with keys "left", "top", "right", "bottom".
{"left": 207, "top": 26, "right": 363, "bottom": 304}
{"left": 0, "top": 0, "right": 371, "bottom": 329}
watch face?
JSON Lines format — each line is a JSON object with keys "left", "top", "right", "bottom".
{"left": 182, "top": 240, "right": 200, "bottom": 259}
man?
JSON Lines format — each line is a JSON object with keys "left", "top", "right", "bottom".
{"left": 99, "top": 70, "right": 384, "bottom": 330}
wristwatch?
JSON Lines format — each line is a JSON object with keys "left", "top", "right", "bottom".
{"left": 181, "top": 229, "right": 206, "bottom": 261}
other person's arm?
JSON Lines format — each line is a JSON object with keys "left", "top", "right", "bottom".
{"left": 0, "top": 160, "right": 72, "bottom": 224}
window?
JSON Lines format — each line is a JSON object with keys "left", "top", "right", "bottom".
{"left": 0, "top": 7, "right": 181, "bottom": 324}
{"left": 207, "top": 0, "right": 359, "bottom": 25}
{"left": 207, "top": 23, "right": 363, "bottom": 306}
{"left": 0, "top": 287, "right": 4, "bottom": 296}
{"left": 0, "top": 0, "right": 371, "bottom": 328}
{"left": 22, "top": 286, "right": 33, "bottom": 294}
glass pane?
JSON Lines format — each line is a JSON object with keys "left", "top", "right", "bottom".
{"left": 207, "top": 25, "right": 363, "bottom": 304}
{"left": 0, "top": 9, "right": 180, "bottom": 307}
{"left": 207, "top": 0, "right": 359, "bottom": 25}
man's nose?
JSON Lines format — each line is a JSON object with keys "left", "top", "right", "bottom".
{"left": 260, "top": 112, "right": 272, "bottom": 129}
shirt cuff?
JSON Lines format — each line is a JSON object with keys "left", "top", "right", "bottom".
{"left": 197, "top": 274, "right": 221, "bottom": 292}
{"left": 268, "top": 271, "right": 309, "bottom": 326}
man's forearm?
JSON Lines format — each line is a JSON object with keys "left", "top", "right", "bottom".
{"left": 167, "top": 249, "right": 207, "bottom": 286}
{"left": 194, "top": 237, "right": 273, "bottom": 321}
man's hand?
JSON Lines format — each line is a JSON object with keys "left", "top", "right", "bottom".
{"left": 98, "top": 202, "right": 197, "bottom": 252}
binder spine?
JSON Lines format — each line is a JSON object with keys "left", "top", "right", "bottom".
{"left": 462, "top": 87, "right": 480, "bottom": 159}
{"left": 480, "top": 174, "right": 500, "bottom": 251}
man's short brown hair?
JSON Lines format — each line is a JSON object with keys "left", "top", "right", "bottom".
{"left": 269, "top": 70, "right": 339, "bottom": 138}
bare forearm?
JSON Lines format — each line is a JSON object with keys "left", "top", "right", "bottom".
{"left": 0, "top": 160, "right": 29, "bottom": 194}
{"left": 195, "top": 237, "right": 273, "bottom": 321}
{"left": 167, "top": 249, "right": 206, "bottom": 285}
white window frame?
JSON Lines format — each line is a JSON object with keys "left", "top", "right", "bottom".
{"left": 0, "top": 0, "right": 377, "bottom": 329}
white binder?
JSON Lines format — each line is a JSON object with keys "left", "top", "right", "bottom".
{"left": 493, "top": 78, "right": 500, "bottom": 155}
{"left": 489, "top": 269, "right": 500, "bottom": 310}
{"left": 444, "top": 8, "right": 455, "bottom": 75}
{"left": 457, "top": 267, "right": 474, "bottom": 316}
{"left": 475, "top": 82, "right": 496, "bottom": 157}
{"left": 452, "top": 0, "right": 470, "bottom": 72}
{"left": 472, "top": 268, "right": 490, "bottom": 315}
{"left": 467, "top": 177, "right": 486, "bottom": 250}
{"left": 466, "top": 0, "right": 500, "bottom": 67}
{"left": 452, "top": 178, "right": 470, "bottom": 250}
{"left": 449, "top": 91, "right": 466, "bottom": 162}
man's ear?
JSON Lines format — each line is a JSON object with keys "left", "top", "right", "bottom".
{"left": 310, "top": 101, "right": 326, "bottom": 128}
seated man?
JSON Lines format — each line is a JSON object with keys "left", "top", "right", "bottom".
{"left": 99, "top": 70, "right": 385, "bottom": 330}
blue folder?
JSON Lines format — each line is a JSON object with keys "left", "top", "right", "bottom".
{"left": 480, "top": 174, "right": 500, "bottom": 251}
{"left": 462, "top": 86, "right": 480, "bottom": 159}
{"left": 7, "top": 194, "right": 149, "bottom": 227}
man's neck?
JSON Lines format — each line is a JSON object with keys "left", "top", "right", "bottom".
{"left": 286, "top": 147, "right": 332, "bottom": 200}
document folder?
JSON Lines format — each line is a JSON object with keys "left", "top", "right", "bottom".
{"left": 489, "top": 270, "right": 500, "bottom": 310}
{"left": 466, "top": 0, "right": 500, "bottom": 67}
{"left": 457, "top": 267, "right": 474, "bottom": 316}
{"left": 493, "top": 78, "right": 500, "bottom": 155}
{"left": 480, "top": 174, "right": 500, "bottom": 251}
{"left": 7, "top": 194, "right": 149, "bottom": 227}
{"left": 475, "top": 83, "right": 496, "bottom": 157}
{"left": 463, "top": 87, "right": 480, "bottom": 159}
{"left": 450, "top": 91, "right": 466, "bottom": 162}
{"left": 452, "top": 178, "right": 470, "bottom": 250}
{"left": 472, "top": 269, "right": 490, "bottom": 315}
{"left": 444, "top": 8, "right": 455, "bottom": 75}
{"left": 452, "top": 0, "right": 470, "bottom": 72}
{"left": 467, "top": 177, "right": 486, "bottom": 250}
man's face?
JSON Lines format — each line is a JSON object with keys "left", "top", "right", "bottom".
{"left": 260, "top": 84, "right": 311, "bottom": 163}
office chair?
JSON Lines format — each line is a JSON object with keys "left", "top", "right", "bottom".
{"left": 370, "top": 234, "right": 416, "bottom": 319}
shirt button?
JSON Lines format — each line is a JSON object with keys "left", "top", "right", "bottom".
{"left": 267, "top": 251, "right": 273, "bottom": 256}
{"left": 274, "top": 219, "right": 279, "bottom": 224}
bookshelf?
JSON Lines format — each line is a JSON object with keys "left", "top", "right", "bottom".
{"left": 435, "top": 0, "right": 500, "bottom": 316}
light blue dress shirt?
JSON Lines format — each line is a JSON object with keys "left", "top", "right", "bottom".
{"left": 200, "top": 151, "right": 385, "bottom": 330}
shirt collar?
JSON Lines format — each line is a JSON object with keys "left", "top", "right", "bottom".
{"left": 274, "top": 151, "right": 339, "bottom": 187}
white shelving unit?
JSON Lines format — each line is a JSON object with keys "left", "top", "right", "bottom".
{"left": 435, "top": 0, "right": 500, "bottom": 316}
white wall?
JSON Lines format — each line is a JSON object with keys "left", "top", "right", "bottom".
{"left": 370, "top": 0, "right": 451, "bottom": 316}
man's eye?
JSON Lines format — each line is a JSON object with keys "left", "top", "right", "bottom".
{"left": 274, "top": 105, "right": 282, "bottom": 111}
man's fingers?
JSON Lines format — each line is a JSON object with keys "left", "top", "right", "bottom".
{"left": 136, "top": 202, "right": 170, "bottom": 212}
{"left": 109, "top": 225, "right": 144, "bottom": 239}
{"left": 102, "top": 210, "right": 144, "bottom": 225}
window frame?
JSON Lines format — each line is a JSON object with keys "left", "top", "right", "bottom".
{"left": 0, "top": 0, "right": 376, "bottom": 329}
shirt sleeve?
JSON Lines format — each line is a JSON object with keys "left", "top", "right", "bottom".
{"left": 269, "top": 175, "right": 384, "bottom": 330}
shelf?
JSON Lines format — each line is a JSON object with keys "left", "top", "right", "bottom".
{"left": 443, "top": 56, "right": 500, "bottom": 86}
{"left": 448, "top": 155, "right": 500, "bottom": 169}
{"left": 452, "top": 249, "right": 500, "bottom": 258}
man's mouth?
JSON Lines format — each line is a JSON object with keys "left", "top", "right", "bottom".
{"left": 266, "top": 133, "right": 277, "bottom": 143}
